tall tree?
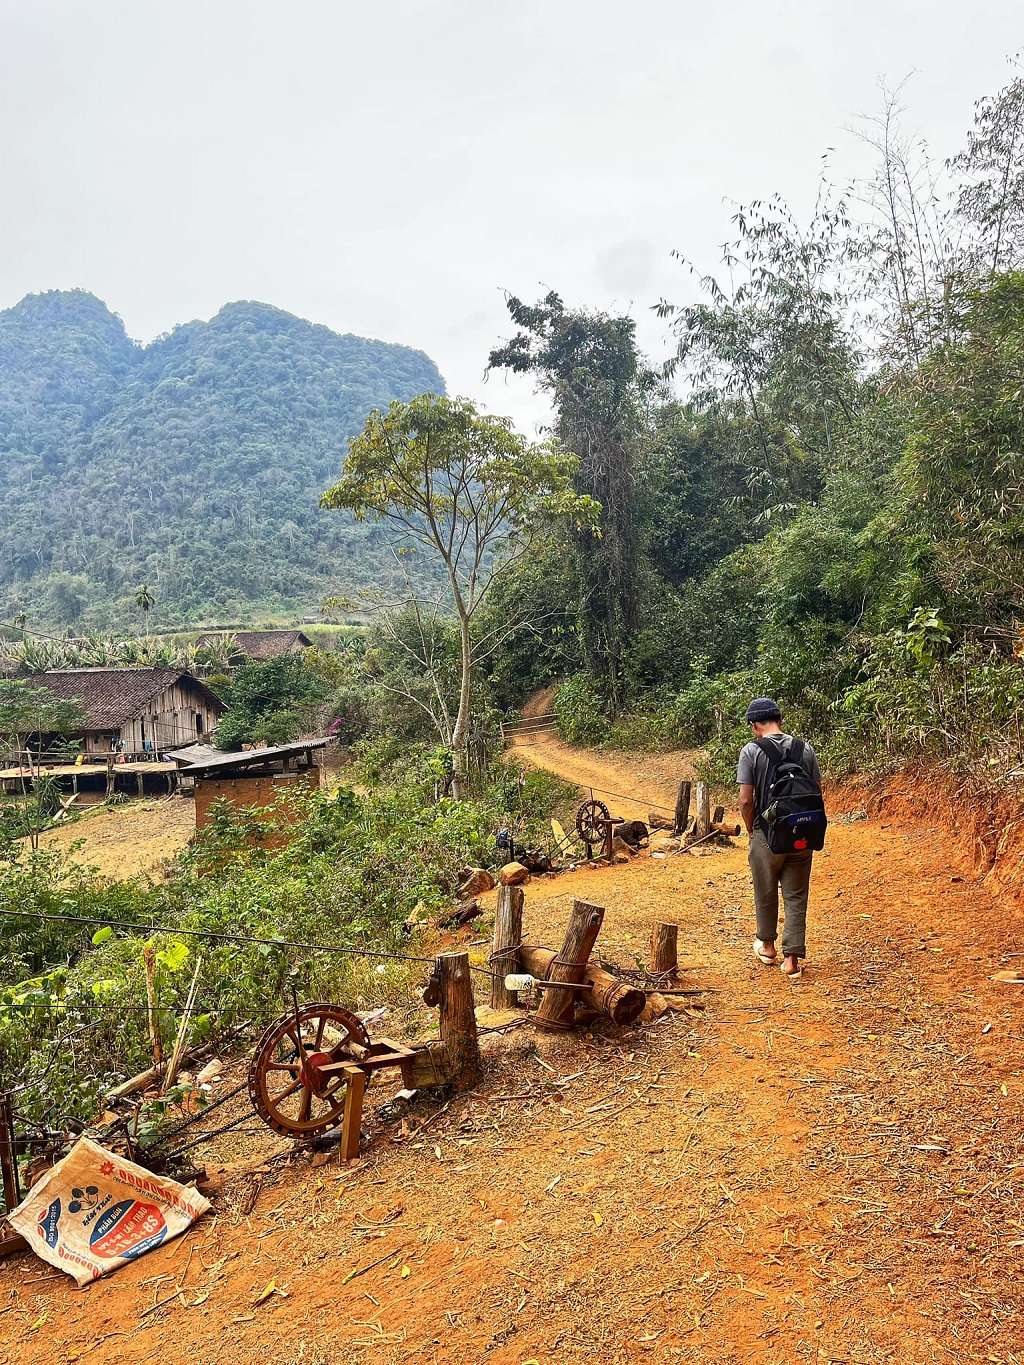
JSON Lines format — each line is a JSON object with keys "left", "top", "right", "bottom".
{"left": 951, "top": 59, "right": 1024, "bottom": 275}
{"left": 321, "top": 394, "right": 595, "bottom": 795}
{"left": 488, "top": 294, "right": 655, "bottom": 708}
{"left": 134, "top": 583, "right": 155, "bottom": 633}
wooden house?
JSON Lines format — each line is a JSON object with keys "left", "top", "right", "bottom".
{"left": 196, "top": 629, "right": 312, "bottom": 662}
{"left": 33, "top": 667, "right": 224, "bottom": 757}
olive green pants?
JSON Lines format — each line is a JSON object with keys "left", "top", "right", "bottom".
{"left": 748, "top": 827, "right": 812, "bottom": 959}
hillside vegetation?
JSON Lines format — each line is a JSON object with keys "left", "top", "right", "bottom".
{"left": 483, "top": 70, "right": 1024, "bottom": 782}
{"left": 0, "top": 290, "right": 444, "bottom": 628}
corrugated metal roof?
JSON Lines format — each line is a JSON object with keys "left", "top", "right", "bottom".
{"left": 179, "top": 737, "right": 329, "bottom": 775}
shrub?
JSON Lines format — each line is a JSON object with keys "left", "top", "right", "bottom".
{"left": 554, "top": 674, "right": 609, "bottom": 745}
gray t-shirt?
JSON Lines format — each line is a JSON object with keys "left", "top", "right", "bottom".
{"left": 737, "top": 733, "right": 821, "bottom": 815}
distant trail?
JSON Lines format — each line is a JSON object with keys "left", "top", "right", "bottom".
{"left": 507, "top": 693, "right": 702, "bottom": 820}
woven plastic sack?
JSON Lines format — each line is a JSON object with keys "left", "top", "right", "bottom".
{"left": 7, "top": 1135, "right": 210, "bottom": 1286}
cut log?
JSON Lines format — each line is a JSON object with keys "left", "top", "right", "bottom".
{"left": 490, "top": 884, "right": 525, "bottom": 1009}
{"left": 498, "top": 861, "right": 530, "bottom": 887}
{"left": 648, "top": 810, "right": 674, "bottom": 831}
{"left": 535, "top": 900, "right": 605, "bottom": 1032}
{"left": 440, "top": 899, "right": 482, "bottom": 930}
{"left": 520, "top": 945, "right": 645, "bottom": 1026}
{"left": 436, "top": 951, "right": 481, "bottom": 1088}
{"left": 712, "top": 820, "right": 742, "bottom": 837}
{"left": 649, "top": 922, "right": 679, "bottom": 976}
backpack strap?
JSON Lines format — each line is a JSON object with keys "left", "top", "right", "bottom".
{"left": 788, "top": 737, "right": 805, "bottom": 767}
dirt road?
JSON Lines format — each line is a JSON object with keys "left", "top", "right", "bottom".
{"left": 29, "top": 795, "right": 195, "bottom": 879}
{"left": 4, "top": 744, "right": 1024, "bottom": 1365}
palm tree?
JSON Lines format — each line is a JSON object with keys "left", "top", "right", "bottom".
{"left": 134, "top": 584, "right": 155, "bottom": 635}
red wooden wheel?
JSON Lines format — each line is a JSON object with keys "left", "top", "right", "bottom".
{"left": 248, "top": 1002, "right": 370, "bottom": 1137}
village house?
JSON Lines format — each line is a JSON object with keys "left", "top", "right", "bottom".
{"left": 196, "top": 629, "right": 312, "bottom": 662}
{"left": 32, "top": 667, "right": 224, "bottom": 757}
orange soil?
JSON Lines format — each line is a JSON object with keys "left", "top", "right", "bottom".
{"left": 3, "top": 748, "right": 1024, "bottom": 1365}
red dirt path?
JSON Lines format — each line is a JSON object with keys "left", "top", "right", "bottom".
{"left": 2, "top": 748, "right": 1023, "bottom": 1365}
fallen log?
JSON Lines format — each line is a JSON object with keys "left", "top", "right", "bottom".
{"left": 519, "top": 945, "right": 646, "bottom": 1027}
{"left": 535, "top": 900, "right": 605, "bottom": 1032}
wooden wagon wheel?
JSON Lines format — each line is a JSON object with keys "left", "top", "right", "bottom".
{"left": 248, "top": 1002, "right": 370, "bottom": 1138}
{"left": 575, "top": 797, "right": 611, "bottom": 847}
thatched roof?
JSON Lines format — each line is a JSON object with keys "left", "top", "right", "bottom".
{"left": 32, "top": 668, "right": 223, "bottom": 730}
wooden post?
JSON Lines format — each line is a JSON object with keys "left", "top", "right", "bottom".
{"left": 650, "top": 922, "right": 679, "bottom": 977}
{"left": 0, "top": 1094, "right": 20, "bottom": 1211}
{"left": 712, "top": 804, "right": 725, "bottom": 826}
{"left": 694, "top": 783, "right": 711, "bottom": 839}
{"left": 490, "top": 884, "right": 524, "bottom": 1009}
{"left": 340, "top": 1064, "right": 367, "bottom": 1161}
{"left": 106, "top": 757, "right": 115, "bottom": 799}
{"left": 535, "top": 899, "right": 605, "bottom": 1032}
{"left": 136, "top": 770, "right": 144, "bottom": 798}
{"left": 142, "top": 945, "right": 163, "bottom": 1071}
{"left": 437, "top": 951, "right": 481, "bottom": 1088}
{"left": 673, "top": 781, "right": 692, "bottom": 836}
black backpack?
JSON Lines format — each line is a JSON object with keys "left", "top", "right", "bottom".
{"left": 753, "top": 737, "right": 827, "bottom": 854}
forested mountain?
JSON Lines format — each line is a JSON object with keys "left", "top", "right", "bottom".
{"left": 0, "top": 290, "right": 444, "bottom": 628}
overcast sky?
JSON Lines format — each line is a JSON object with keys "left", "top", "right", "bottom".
{"left": 2, "top": 1, "right": 1021, "bottom": 433}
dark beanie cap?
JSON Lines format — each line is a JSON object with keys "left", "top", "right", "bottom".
{"left": 745, "top": 697, "right": 782, "bottom": 723}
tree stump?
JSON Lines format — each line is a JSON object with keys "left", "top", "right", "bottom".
{"left": 673, "top": 780, "right": 692, "bottom": 836}
{"left": 535, "top": 899, "right": 605, "bottom": 1031}
{"left": 437, "top": 951, "right": 481, "bottom": 1088}
{"left": 650, "top": 922, "right": 679, "bottom": 976}
{"left": 490, "top": 884, "right": 525, "bottom": 1009}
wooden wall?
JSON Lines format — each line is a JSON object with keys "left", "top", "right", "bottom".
{"left": 81, "top": 679, "right": 222, "bottom": 755}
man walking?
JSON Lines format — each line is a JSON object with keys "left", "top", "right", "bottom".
{"left": 737, "top": 698, "right": 823, "bottom": 981}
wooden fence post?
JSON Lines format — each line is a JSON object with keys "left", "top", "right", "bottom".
{"left": 535, "top": 899, "right": 605, "bottom": 1032}
{"left": 694, "top": 783, "right": 711, "bottom": 839}
{"left": 490, "top": 884, "right": 525, "bottom": 1009}
{"left": 650, "top": 922, "right": 679, "bottom": 976}
{"left": 437, "top": 951, "right": 481, "bottom": 1088}
{"left": 673, "top": 780, "right": 692, "bottom": 836}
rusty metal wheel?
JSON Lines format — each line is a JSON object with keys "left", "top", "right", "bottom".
{"left": 248, "top": 1002, "right": 370, "bottom": 1138}
{"left": 575, "top": 797, "right": 611, "bottom": 846}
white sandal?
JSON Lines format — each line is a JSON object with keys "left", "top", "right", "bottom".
{"left": 753, "top": 939, "right": 778, "bottom": 966}
{"left": 779, "top": 959, "right": 803, "bottom": 981}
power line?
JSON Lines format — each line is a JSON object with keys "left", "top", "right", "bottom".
{"left": 0, "top": 903, "right": 491, "bottom": 974}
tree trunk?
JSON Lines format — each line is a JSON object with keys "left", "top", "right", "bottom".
{"left": 694, "top": 783, "right": 711, "bottom": 839}
{"left": 450, "top": 615, "right": 472, "bottom": 800}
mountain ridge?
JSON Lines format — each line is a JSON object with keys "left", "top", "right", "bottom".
{"left": 0, "top": 290, "right": 445, "bottom": 628}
